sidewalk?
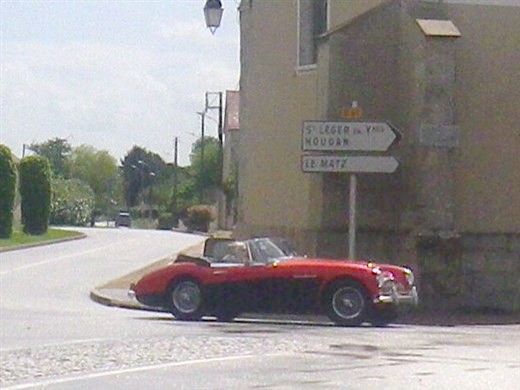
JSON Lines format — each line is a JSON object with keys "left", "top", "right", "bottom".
{"left": 90, "top": 287, "right": 141, "bottom": 309}
{"left": 89, "top": 240, "right": 207, "bottom": 312}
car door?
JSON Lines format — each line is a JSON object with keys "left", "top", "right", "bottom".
{"left": 248, "top": 262, "right": 320, "bottom": 314}
{"left": 247, "top": 239, "right": 320, "bottom": 314}
{"left": 203, "top": 239, "right": 270, "bottom": 313}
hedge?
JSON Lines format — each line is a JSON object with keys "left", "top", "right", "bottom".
{"left": 19, "top": 156, "right": 52, "bottom": 235}
{"left": 0, "top": 145, "right": 17, "bottom": 238}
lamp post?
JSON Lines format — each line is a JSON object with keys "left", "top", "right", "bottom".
{"left": 172, "top": 137, "right": 179, "bottom": 224}
{"left": 137, "top": 160, "right": 155, "bottom": 213}
{"left": 203, "top": 0, "right": 223, "bottom": 34}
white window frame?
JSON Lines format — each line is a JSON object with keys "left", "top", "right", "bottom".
{"left": 297, "top": 0, "right": 329, "bottom": 70}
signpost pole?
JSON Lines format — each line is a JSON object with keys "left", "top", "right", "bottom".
{"left": 301, "top": 118, "right": 401, "bottom": 260}
{"left": 348, "top": 174, "right": 357, "bottom": 259}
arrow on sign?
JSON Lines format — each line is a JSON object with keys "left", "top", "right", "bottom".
{"left": 302, "top": 155, "right": 399, "bottom": 173}
{"left": 302, "top": 121, "right": 400, "bottom": 152}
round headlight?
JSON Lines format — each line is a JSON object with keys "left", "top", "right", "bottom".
{"left": 379, "top": 279, "right": 396, "bottom": 294}
{"left": 376, "top": 271, "right": 394, "bottom": 287}
{"left": 403, "top": 268, "right": 415, "bottom": 286}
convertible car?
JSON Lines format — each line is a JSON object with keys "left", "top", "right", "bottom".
{"left": 130, "top": 237, "right": 418, "bottom": 326}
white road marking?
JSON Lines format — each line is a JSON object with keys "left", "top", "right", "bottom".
{"left": 3, "top": 353, "right": 290, "bottom": 389}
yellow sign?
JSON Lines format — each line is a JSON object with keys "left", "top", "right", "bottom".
{"left": 341, "top": 106, "right": 363, "bottom": 120}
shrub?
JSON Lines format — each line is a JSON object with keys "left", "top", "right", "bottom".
{"left": 50, "top": 177, "right": 94, "bottom": 226}
{"left": 183, "top": 205, "right": 214, "bottom": 232}
{"left": 157, "top": 212, "right": 176, "bottom": 230}
{"left": 0, "top": 145, "right": 17, "bottom": 238}
{"left": 19, "top": 156, "right": 52, "bottom": 235}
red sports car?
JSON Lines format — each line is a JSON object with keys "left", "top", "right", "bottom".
{"left": 130, "top": 237, "right": 418, "bottom": 326}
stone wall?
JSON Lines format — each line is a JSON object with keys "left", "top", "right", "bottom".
{"left": 460, "top": 234, "right": 520, "bottom": 312}
{"left": 314, "top": 228, "right": 520, "bottom": 313}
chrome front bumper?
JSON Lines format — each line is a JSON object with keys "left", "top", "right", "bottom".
{"left": 374, "top": 286, "right": 418, "bottom": 306}
{"left": 128, "top": 289, "right": 136, "bottom": 300}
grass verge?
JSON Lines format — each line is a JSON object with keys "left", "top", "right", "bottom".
{"left": 0, "top": 228, "right": 83, "bottom": 250}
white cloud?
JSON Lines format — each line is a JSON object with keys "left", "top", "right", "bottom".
{"left": 1, "top": 30, "right": 239, "bottom": 165}
{"left": 157, "top": 19, "right": 210, "bottom": 43}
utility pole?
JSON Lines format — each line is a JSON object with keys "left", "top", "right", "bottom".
{"left": 205, "top": 91, "right": 223, "bottom": 184}
{"left": 204, "top": 91, "right": 225, "bottom": 227}
{"left": 197, "top": 111, "right": 206, "bottom": 203}
{"left": 172, "top": 137, "right": 179, "bottom": 224}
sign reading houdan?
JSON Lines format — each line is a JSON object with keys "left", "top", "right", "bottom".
{"left": 302, "top": 121, "right": 399, "bottom": 152}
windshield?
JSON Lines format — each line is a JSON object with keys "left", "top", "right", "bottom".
{"left": 248, "top": 238, "right": 296, "bottom": 264}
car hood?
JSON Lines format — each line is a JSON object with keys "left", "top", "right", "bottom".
{"left": 277, "top": 256, "right": 408, "bottom": 274}
{"left": 277, "top": 257, "right": 374, "bottom": 269}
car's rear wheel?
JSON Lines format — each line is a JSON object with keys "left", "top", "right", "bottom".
{"left": 168, "top": 279, "right": 204, "bottom": 320}
{"left": 324, "top": 280, "right": 369, "bottom": 326}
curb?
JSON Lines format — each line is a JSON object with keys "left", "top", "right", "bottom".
{"left": 89, "top": 289, "right": 119, "bottom": 308}
{"left": 89, "top": 287, "right": 165, "bottom": 313}
{"left": 0, "top": 233, "right": 86, "bottom": 253}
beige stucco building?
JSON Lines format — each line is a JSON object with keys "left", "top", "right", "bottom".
{"left": 234, "top": 0, "right": 520, "bottom": 311}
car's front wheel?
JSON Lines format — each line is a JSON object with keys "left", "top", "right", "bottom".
{"left": 168, "top": 279, "right": 204, "bottom": 320}
{"left": 324, "top": 280, "right": 369, "bottom": 326}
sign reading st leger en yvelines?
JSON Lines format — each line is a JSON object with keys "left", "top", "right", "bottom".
{"left": 302, "top": 121, "right": 399, "bottom": 152}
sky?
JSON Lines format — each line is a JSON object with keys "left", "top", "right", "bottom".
{"left": 0, "top": 0, "right": 240, "bottom": 166}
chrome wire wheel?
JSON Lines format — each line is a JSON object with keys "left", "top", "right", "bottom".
{"left": 332, "top": 286, "right": 365, "bottom": 320}
{"left": 325, "top": 280, "right": 369, "bottom": 326}
{"left": 171, "top": 280, "right": 202, "bottom": 315}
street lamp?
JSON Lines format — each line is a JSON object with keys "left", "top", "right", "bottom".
{"left": 203, "top": 0, "right": 223, "bottom": 34}
{"left": 137, "top": 160, "right": 155, "bottom": 212}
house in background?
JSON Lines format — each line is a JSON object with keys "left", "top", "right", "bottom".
{"left": 235, "top": 0, "right": 520, "bottom": 311}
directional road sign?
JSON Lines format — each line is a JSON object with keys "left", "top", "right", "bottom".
{"left": 302, "top": 121, "right": 400, "bottom": 152}
{"left": 302, "top": 155, "right": 399, "bottom": 173}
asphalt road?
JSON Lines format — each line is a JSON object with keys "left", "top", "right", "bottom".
{"left": 1, "top": 228, "right": 519, "bottom": 389}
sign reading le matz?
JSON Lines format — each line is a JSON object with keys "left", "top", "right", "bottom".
{"left": 302, "top": 155, "right": 399, "bottom": 173}
{"left": 302, "top": 121, "right": 399, "bottom": 152}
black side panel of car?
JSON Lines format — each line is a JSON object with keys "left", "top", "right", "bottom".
{"left": 204, "top": 282, "right": 254, "bottom": 314}
{"left": 255, "top": 278, "right": 321, "bottom": 313}
{"left": 136, "top": 293, "right": 166, "bottom": 309}
{"left": 204, "top": 278, "right": 321, "bottom": 315}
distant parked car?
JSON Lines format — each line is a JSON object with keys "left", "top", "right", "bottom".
{"left": 115, "top": 211, "right": 131, "bottom": 228}
{"left": 130, "top": 237, "right": 418, "bottom": 326}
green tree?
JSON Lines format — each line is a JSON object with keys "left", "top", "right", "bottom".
{"left": 175, "top": 177, "right": 197, "bottom": 211}
{"left": 29, "top": 138, "right": 72, "bottom": 178}
{"left": 0, "top": 145, "right": 17, "bottom": 238}
{"left": 120, "top": 146, "right": 167, "bottom": 208}
{"left": 19, "top": 156, "right": 52, "bottom": 234}
{"left": 189, "top": 136, "right": 221, "bottom": 201}
{"left": 69, "top": 145, "right": 119, "bottom": 216}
